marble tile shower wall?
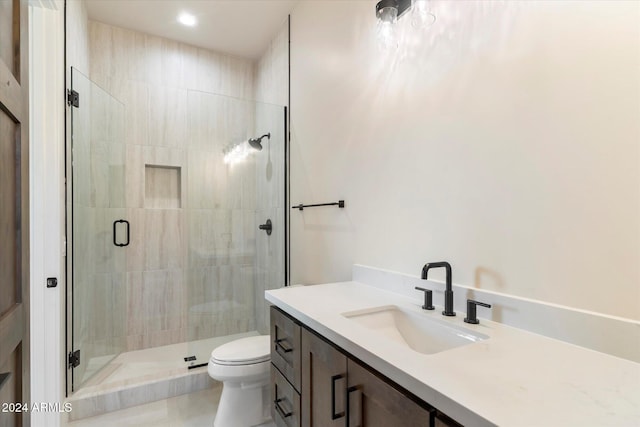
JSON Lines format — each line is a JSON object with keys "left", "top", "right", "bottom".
{"left": 253, "top": 21, "right": 289, "bottom": 334}
{"left": 88, "top": 21, "right": 258, "bottom": 351}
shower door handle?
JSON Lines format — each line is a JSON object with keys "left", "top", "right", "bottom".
{"left": 113, "top": 219, "right": 130, "bottom": 247}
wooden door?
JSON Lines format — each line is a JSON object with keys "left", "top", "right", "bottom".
{"left": 0, "top": 0, "right": 30, "bottom": 426}
{"left": 346, "top": 359, "right": 433, "bottom": 427}
{"left": 301, "top": 328, "right": 347, "bottom": 427}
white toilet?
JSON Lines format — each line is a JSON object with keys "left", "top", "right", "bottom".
{"left": 208, "top": 335, "right": 272, "bottom": 427}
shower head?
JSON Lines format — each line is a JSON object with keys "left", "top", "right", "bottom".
{"left": 248, "top": 133, "right": 271, "bottom": 151}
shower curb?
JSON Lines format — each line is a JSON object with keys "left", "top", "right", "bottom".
{"left": 65, "top": 366, "right": 216, "bottom": 421}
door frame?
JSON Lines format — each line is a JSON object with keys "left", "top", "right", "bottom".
{"left": 28, "top": 0, "right": 65, "bottom": 422}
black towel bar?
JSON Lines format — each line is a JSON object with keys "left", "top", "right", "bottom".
{"left": 292, "top": 200, "right": 345, "bottom": 211}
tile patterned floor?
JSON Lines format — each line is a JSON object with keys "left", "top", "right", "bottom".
{"left": 65, "top": 333, "right": 276, "bottom": 426}
{"left": 64, "top": 386, "right": 276, "bottom": 427}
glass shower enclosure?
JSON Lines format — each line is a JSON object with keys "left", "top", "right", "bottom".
{"left": 69, "top": 68, "right": 286, "bottom": 391}
{"left": 70, "top": 69, "right": 127, "bottom": 388}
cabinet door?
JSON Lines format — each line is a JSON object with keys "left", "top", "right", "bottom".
{"left": 301, "top": 328, "right": 348, "bottom": 427}
{"left": 346, "top": 359, "right": 433, "bottom": 427}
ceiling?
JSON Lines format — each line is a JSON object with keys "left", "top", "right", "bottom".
{"left": 85, "top": 0, "right": 298, "bottom": 59}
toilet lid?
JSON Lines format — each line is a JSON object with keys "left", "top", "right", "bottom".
{"left": 210, "top": 335, "right": 271, "bottom": 365}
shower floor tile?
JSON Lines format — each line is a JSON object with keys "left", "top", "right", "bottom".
{"left": 68, "top": 332, "right": 263, "bottom": 421}
{"left": 77, "top": 331, "right": 259, "bottom": 394}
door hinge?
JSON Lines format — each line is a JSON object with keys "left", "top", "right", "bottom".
{"left": 67, "top": 89, "right": 79, "bottom": 108}
{"left": 68, "top": 350, "right": 80, "bottom": 368}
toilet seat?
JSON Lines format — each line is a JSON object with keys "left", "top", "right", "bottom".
{"left": 210, "top": 335, "right": 270, "bottom": 366}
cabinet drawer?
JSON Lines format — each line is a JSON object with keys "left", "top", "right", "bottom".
{"left": 272, "top": 365, "right": 301, "bottom": 427}
{"left": 270, "top": 306, "right": 301, "bottom": 392}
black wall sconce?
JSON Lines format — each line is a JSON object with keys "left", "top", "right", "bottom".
{"left": 375, "top": 0, "right": 436, "bottom": 48}
{"left": 375, "top": 0, "right": 412, "bottom": 22}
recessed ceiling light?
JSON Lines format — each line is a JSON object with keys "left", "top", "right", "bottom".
{"left": 177, "top": 12, "right": 197, "bottom": 27}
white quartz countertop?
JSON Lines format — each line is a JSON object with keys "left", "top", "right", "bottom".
{"left": 265, "top": 282, "right": 640, "bottom": 427}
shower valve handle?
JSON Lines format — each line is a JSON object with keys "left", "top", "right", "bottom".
{"left": 259, "top": 219, "right": 272, "bottom": 236}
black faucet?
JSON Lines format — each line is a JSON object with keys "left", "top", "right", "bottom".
{"left": 421, "top": 262, "right": 456, "bottom": 316}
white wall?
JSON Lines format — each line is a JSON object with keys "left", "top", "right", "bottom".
{"left": 290, "top": 1, "right": 640, "bottom": 320}
{"left": 30, "top": 1, "right": 65, "bottom": 425}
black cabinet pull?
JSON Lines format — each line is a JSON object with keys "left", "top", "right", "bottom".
{"left": 274, "top": 398, "right": 292, "bottom": 418}
{"left": 275, "top": 338, "right": 293, "bottom": 354}
{"left": 347, "top": 385, "right": 362, "bottom": 427}
{"left": 273, "top": 383, "right": 292, "bottom": 418}
{"left": 331, "top": 374, "right": 346, "bottom": 420}
{"left": 113, "top": 219, "right": 130, "bottom": 247}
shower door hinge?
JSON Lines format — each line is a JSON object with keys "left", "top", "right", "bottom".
{"left": 67, "top": 89, "right": 79, "bottom": 108}
{"left": 68, "top": 350, "right": 80, "bottom": 368}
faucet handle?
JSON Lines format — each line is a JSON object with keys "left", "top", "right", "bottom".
{"left": 464, "top": 300, "right": 492, "bottom": 324}
{"left": 414, "top": 287, "right": 435, "bottom": 310}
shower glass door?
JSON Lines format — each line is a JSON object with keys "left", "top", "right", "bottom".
{"left": 70, "top": 68, "right": 127, "bottom": 390}
{"left": 185, "top": 91, "right": 286, "bottom": 366}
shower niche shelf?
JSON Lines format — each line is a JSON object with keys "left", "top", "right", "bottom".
{"left": 145, "top": 164, "right": 182, "bottom": 209}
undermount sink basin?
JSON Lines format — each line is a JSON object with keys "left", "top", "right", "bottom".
{"left": 342, "top": 305, "right": 488, "bottom": 355}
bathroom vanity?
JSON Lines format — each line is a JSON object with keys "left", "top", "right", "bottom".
{"left": 266, "top": 280, "right": 640, "bottom": 427}
{"left": 270, "top": 306, "right": 459, "bottom": 427}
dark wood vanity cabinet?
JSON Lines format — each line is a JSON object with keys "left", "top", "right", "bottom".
{"left": 434, "top": 413, "right": 463, "bottom": 427}
{"left": 301, "top": 328, "right": 348, "bottom": 426}
{"left": 346, "top": 358, "right": 433, "bottom": 426}
{"left": 270, "top": 306, "right": 463, "bottom": 427}
{"left": 302, "top": 327, "right": 433, "bottom": 427}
